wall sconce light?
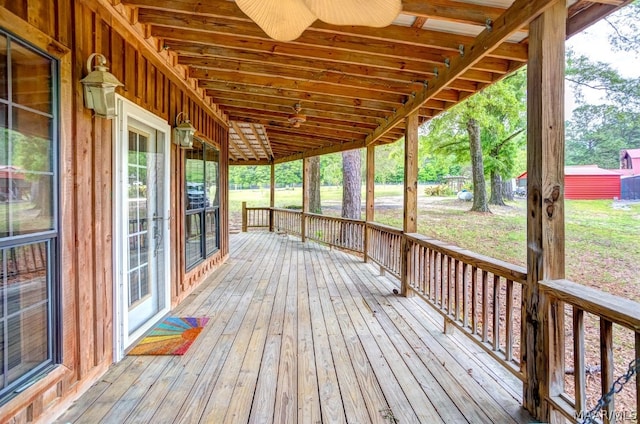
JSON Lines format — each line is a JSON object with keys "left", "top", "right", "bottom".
{"left": 80, "top": 53, "right": 123, "bottom": 119}
{"left": 173, "top": 112, "right": 197, "bottom": 149}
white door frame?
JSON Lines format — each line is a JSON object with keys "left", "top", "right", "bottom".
{"left": 113, "top": 95, "right": 171, "bottom": 361}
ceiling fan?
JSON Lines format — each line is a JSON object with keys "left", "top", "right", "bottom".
{"left": 236, "top": 0, "right": 402, "bottom": 41}
{"left": 288, "top": 103, "right": 307, "bottom": 128}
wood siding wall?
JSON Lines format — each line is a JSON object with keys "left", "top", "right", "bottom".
{"left": 0, "top": 1, "right": 229, "bottom": 422}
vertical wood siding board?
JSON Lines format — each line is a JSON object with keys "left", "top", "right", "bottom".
{"left": 124, "top": 42, "right": 135, "bottom": 96}
{"left": 56, "top": 0, "right": 72, "bottom": 45}
{"left": 74, "top": 4, "right": 96, "bottom": 379}
{"left": 92, "top": 11, "right": 105, "bottom": 368}
{"left": 59, "top": 1, "right": 78, "bottom": 377}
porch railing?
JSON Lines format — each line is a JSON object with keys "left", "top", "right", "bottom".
{"left": 241, "top": 207, "right": 640, "bottom": 410}
{"left": 272, "top": 207, "right": 302, "bottom": 237}
{"left": 405, "top": 233, "right": 527, "bottom": 379}
{"left": 366, "top": 222, "right": 403, "bottom": 279}
{"left": 241, "top": 202, "right": 271, "bottom": 232}
{"left": 540, "top": 279, "right": 640, "bottom": 423}
{"left": 305, "top": 213, "right": 365, "bottom": 253}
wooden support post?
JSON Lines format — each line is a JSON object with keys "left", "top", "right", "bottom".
{"left": 524, "top": 2, "right": 566, "bottom": 421}
{"left": 302, "top": 157, "right": 310, "bottom": 242}
{"left": 269, "top": 162, "right": 275, "bottom": 232}
{"left": 401, "top": 111, "right": 419, "bottom": 297}
{"left": 364, "top": 145, "right": 375, "bottom": 263}
{"left": 241, "top": 201, "right": 247, "bottom": 232}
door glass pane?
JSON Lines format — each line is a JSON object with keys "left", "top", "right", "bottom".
{"left": 3, "top": 242, "right": 49, "bottom": 385}
{"left": 11, "top": 40, "right": 52, "bottom": 114}
{"left": 185, "top": 213, "right": 201, "bottom": 268}
{"left": 186, "top": 146, "right": 204, "bottom": 211}
{"left": 205, "top": 209, "right": 218, "bottom": 256}
{"left": 205, "top": 147, "right": 219, "bottom": 207}
{"left": 0, "top": 35, "right": 7, "bottom": 101}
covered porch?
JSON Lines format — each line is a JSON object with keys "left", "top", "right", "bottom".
{"left": 57, "top": 231, "right": 530, "bottom": 423}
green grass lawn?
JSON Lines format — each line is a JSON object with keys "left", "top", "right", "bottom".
{"left": 229, "top": 186, "right": 640, "bottom": 298}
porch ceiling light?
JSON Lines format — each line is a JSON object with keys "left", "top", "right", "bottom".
{"left": 173, "top": 112, "right": 196, "bottom": 149}
{"left": 236, "top": 0, "right": 401, "bottom": 41}
{"left": 80, "top": 53, "right": 123, "bottom": 119}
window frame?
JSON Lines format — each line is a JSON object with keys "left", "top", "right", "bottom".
{"left": 0, "top": 29, "right": 60, "bottom": 405}
{"left": 185, "top": 140, "right": 220, "bottom": 271}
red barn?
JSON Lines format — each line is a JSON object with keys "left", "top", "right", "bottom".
{"left": 517, "top": 165, "right": 621, "bottom": 200}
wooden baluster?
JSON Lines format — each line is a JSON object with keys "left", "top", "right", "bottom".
{"left": 600, "top": 318, "right": 614, "bottom": 424}
{"left": 493, "top": 275, "right": 500, "bottom": 351}
{"left": 454, "top": 258, "right": 460, "bottom": 321}
{"left": 472, "top": 266, "right": 478, "bottom": 335}
{"left": 636, "top": 331, "right": 639, "bottom": 421}
{"left": 573, "top": 308, "right": 586, "bottom": 417}
{"left": 241, "top": 201, "right": 247, "bottom": 232}
{"left": 463, "top": 263, "right": 469, "bottom": 329}
{"left": 505, "top": 279, "right": 514, "bottom": 362}
{"left": 482, "top": 270, "right": 489, "bottom": 343}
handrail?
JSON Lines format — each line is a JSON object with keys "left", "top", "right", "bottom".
{"left": 403, "top": 232, "right": 527, "bottom": 380}
{"left": 540, "top": 279, "right": 640, "bottom": 330}
{"left": 271, "top": 207, "right": 302, "bottom": 236}
{"left": 305, "top": 213, "right": 365, "bottom": 253}
{"left": 406, "top": 233, "right": 527, "bottom": 284}
{"left": 541, "top": 279, "right": 640, "bottom": 423}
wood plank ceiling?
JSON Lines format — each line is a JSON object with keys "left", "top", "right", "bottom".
{"left": 121, "top": 0, "right": 629, "bottom": 165}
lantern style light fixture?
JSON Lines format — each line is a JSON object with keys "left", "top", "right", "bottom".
{"left": 173, "top": 112, "right": 197, "bottom": 149}
{"left": 80, "top": 53, "right": 123, "bottom": 119}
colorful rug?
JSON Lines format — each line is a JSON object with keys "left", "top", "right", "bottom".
{"left": 128, "top": 317, "right": 210, "bottom": 356}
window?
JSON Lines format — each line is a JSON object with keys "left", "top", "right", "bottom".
{"left": 0, "top": 31, "right": 58, "bottom": 402}
{"left": 185, "top": 140, "right": 219, "bottom": 269}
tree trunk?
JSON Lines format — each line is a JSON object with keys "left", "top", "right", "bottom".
{"left": 342, "top": 149, "right": 361, "bottom": 219}
{"left": 489, "top": 171, "right": 506, "bottom": 206}
{"left": 467, "top": 118, "right": 490, "bottom": 212}
{"left": 308, "top": 156, "right": 321, "bottom": 214}
{"left": 502, "top": 179, "right": 514, "bottom": 201}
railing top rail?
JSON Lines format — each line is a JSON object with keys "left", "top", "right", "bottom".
{"left": 540, "top": 279, "right": 640, "bottom": 331}
{"left": 405, "top": 232, "right": 527, "bottom": 284}
{"left": 366, "top": 221, "right": 405, "bottom": 236}
{"left": 271, "top": 207, "right": 303, "bottom": 214}
{"left": 305, "top": 212, "right": 365, "bottom": 225}
{"left": 245, "top": 206, "right": 271, "bottom": 211}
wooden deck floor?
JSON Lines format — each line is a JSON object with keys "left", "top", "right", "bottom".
{"left": 57, "top": 231, "right": 532, "bottom": 424}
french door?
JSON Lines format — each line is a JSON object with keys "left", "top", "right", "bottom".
{"left": 114, "top": 97, "right": 170, "bottom": 359}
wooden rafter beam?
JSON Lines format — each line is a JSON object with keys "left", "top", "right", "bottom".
{"left": 188, "top": 63, "right": 422, "bottom": 95}
{"left": 228, "top": 133, "right": 250, "bottom": 161}
{"left": 209, "top": 95, "right": 387, "bottom": 124}
{"left": 200, "top": 82, "right": 398, "bottom": 113}
{"left": 231, "top": 121, "right": 261, "bottom": 160}
{"left": 133, "top": 3, "right": 527, "bottom": 62}
{"left": 195, "top": 72, "right": 408, "bottom": 105}
{"left": 221, "top": 105, "right": 378, "bottom": 130}
{"left": 206, "top": 90, "right": 391, "bottom": 120}
{"left": 366, "top": 0, "right": 560, "bottom": 146}
{"left": 247, "top": 124, "right": 272, "bottom": 161}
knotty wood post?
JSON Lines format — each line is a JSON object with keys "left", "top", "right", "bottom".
{"left": 241, "top": 201, "right": 248, "bottom": 232}
{"left": 524, "top": 2, "right": 566, "bottom": 421}
{"left": 269, "top": 162, "right": 275, "bottom": 232}
{"left": 302, "top": 157, "right": 310, "bottom": 242}
{"left": 364, "top": 145, "right": 375, "bottom": 262}
{"left": 401, "top": 112, "right": 419, "bottom": 297}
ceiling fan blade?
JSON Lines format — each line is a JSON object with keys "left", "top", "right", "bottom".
{"left": 236, "top": 0, "right": 317, "bottom": 41}
{"left": 303, "top": 0, "right": 401, "bottom": 27}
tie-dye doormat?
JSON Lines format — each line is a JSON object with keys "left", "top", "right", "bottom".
{"left": 128, "top": 317, "right": 210, "bottom": 355}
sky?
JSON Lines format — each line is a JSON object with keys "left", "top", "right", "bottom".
{"left": 565, "top": 12, "right": 640, "bottom": 115}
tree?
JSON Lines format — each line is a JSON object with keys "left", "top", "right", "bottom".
{"left": 308, "top": 156, "right": 321, "bottom": 214}
{"left": 467, "top": 119, "right": 490, "bottom": 211}
{"left": 421, "top": 69, "right": 527, "bottom": 211}
{"left": 342, "top": 149, "right": 361, "bottom": 219}
{"left": 565, "top": 49, "right": 640, "bottom": 166}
